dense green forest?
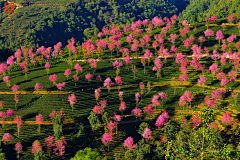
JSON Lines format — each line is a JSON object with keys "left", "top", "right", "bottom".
{"left": 0, "top": 0, "right": 189, "bottom": 61}
{"left": 179, "top": 0, "right": 240, "bottom": 22}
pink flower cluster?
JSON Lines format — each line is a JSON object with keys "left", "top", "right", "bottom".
{"left": 155, "top": 111, "right": 169, "bottom": 129}
{"left": 56, "top": 82, "right": 66, "bottom": 90}
{"left": 124, "top": 137, "right": 136, "bottom": 150}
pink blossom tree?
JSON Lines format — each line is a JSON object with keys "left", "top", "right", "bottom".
{"left": 216, "top": 30, "right": 224, "bottom": 45}
{"left": 85, "top": 73, "right": 93, "bottom": 82}
{"left": 135, "top": 93, "right": 140, "bottom": 107}
{"left": 204, "top": 29, "right": 214, "bottom": 43}
{"left": 144, "top": 104, "right": 156, "bottom": 123}
{"left": 113, "top": 114, "right": 121, "bottom": 134}
{"left": 74, "top": 63, "right": 82, "bottom": 75}
{"left": 131, "top": 107, "right": 142, "bottom": 128}
{"left": 35, "top": 83, "right": 43, "bottom": 97}
{"left": 119, "top": 101, "right": 126, "bottom": 116}
{"left": 115, "top": 76, "right": 122, "bottom": 91}
{"left": 32, "top": 140, "right": 42, "bottom": 159}
{"left": 104, "top": 78, "right": 114, "bottom": 93}
{"left": 2, "top": 133, "right": 13, "bottom": 144}
{"left": 118, "top": 91, "right": 124, "bottom": 101}
{"left": 12, "top": 84, "right": 20, "bottom": 95}
{"left": 139, "top": 82, "right": 145, "bottom": 98}
{"left": 53, "top": 137, "right": 67, "bottom": 157}
{"left": 102, "top": 132, "right": 113, "bottom": 151}
{"left": 124, "top": 137, "right": 136, "bottom": 150}
{"left": 68, "top": 94, "right": 77, "bottom": 111}
{"left": 124, "top": 55, "right": 132, "bottom": 71}
{"left": 45, "top": 62, "right": 51, "bottom": 76}
{"left": 14, "top": 116, "right": 23, "bottom": 138}
{"left": 3, "top": 76, "right": 10, "bottom": 88}
{"left": 209, "top": 63, "right": 220, "bottom": 80}
{"left": 113, "top": 60, "right": 123, "bottom": 76}
{"left": 95, "top": 88, "right": 101, "bottom": 103}
{"left": 36, "top": 114, "right": 44, "bottom": 133}
{"left": 64, "top": 69, "right": 71, "bottom": 80}
{"left": 197, "top": 76, "right": 207, "bottom": 92}
{"left": 153, "top": 58, "right": 163, "bottom": 78}
{"left": 142, "top": 128, "right": 152, "bottom": 143}
{"left": 73, "top": 74, "right": 79, "bottom": 86}
{"left": 15, "top": 142, "right": 23, "bottom": 160}
{"left": 6, "top": 108, "right": 15, "bottom": 118}
{"left": 44, "top": 136, "right": 55, "bottom": 156}
{"left": 49, "top": 74, "right": 58, "bottom": 85}
{"left": 221, "top": 111, "right": 232, "bottom": 126}
{"left": 0, "top": 112, "right": 6, "bottom": 128}
{"left": 155, "top": 111, "right": 169, "bottom": 129}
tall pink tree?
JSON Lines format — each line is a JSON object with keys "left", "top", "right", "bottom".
{"left": 209, "top": 63, "right": 220, "bottom": 80}
{"left": 124, "top": 55, "right": 132, "bottom": 71}
{"left": 192, "top": 112, "right": 203, "bottom": 128}
{"left": 2, "top": 133, "right": 13, "bottom": 144}
{"left": 216, "top": 30, "right": 224, "bottom": 45}
{"left": 36, "top": 114, "right": 44, "bottom": 133}
{"left": 155, "top": 111, "right": 169, "bottom": 129}
{"left": 124, "top": 137, "right": 136, "bottom": 150}
{"left": 15, "top": 142, "right": 23, "bottom": 160}
{"left": 197, "top": 76, "right": 207, "bottom": 92}
{"left": 221, "top": 111, "right": 232, "bottom": 126}
{"left": 44, "top": 136, "right": 55, "bottom": 156}
{"left": 64, "top": 69, "right": 71, "bottom": 80}
{"left": 14, "top": 115, "right": 23, "bottom": 138}
{"left": 119, "top": 101, "right": 126, "bottom": 116}
{"left": 74, "top": 63, "right": 82, "bottom": 75}
{"left": 32, "top": 140, "right": 42, "bottom": 159}
{"left": 204, "top": 29, "right": 214, "bottom": 43}
{"left": 45, "top": 62, "right": 51, "bottom": 76}
{"left": 104, "top": 78, "right": 114, "bottom": 93}
{"left": 113, "top": 60, "right": 123, "bottom": 76}
{"left": 49, "top": 74, "right": 58, "bottom": 85}
{"left": 68, "top": 94, "right": 77, "bottom": 111}
{"left": 131, "top": 107, "right": 142, "bottom": 128}
{"left": 102, "top": 132, "right": 113, "bottom": 151}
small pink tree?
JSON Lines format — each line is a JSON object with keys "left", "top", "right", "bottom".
{"left": 68, "top": 94, "right": 77, "bottom": 111}
{"left": 216, "top": 30, "right": 224, "bottom": 45}
{"left": 144, "top": 104, "right": 156, "bottom": 123}
{"left": 36, "top": 114, "right": 44, "bottom": 133}
{"left": 95, "top": 88, "right": 101, "bottom": 103}
{"left": 115, "top": 76, "right": 122, "bottom": 91}
{"left": 56, "top": 82, "right": 66, "bottom": 91}
{"left": 104, "top": 78, "right": 114, "bottom": 93}
{"left": 6, "top": 108, "right": 15, "bottom": 118}
{"left": 74, "top": 63, "right": 82, "bottom": 75}
{"left": 131, "top": 107, "right": 142, "bottom": 128}
{"left": 135, "top": 93, "right": 140, "bottom": 107}
{"left": 14, "top": 142, "right": 23, "bottom": 160}
{"left": 102, "top": 132, "right": 113, "bottom": 151}
{"left": 32, "top": 140, "right": 42, "bottom": 159}
{"left": 44, "top": 136, "right": 55, "bottom": 156}
{"left": 209, "top": 63, "right": 220, "bottom": 80}
{"left": 155, "top": 111, "right": 169, "bottom": 129}
{"left": 107, "top": 121, "right": 116, "bottom": 134}
{"left": 64, "top": 69, "right": 71, "bottom": 80}
{"left": 35, "top": 83, "right": 43, "bottom": 97}
{"left": 14, "top": 116, "right": 23, "bottom": 138}
{"left": 139, "top": 82, "right": 145, "bottom": 98}
{"left": 113, "top": 60, "right": 123, "bottom": 76}
{"left": 113, "top": 114, "right": 121, "bottom": 134}
{"left": 142, "top": 128, "right": 152, "bottom": 143}
{"left": 119, "top": 101, "right": 126, "bottom": 116}
{"left": 124, "top": 55, "right": 132, "bottom": 71}
{"left": 221, "top": 111, "right": 232, "bottom": 126}
{"left": 204, "top": 29, "right": 214, "bottom": 43}
{"left": 3, "top": 76, "right": 10, "bottom": 88}
{"left": 45, "top": 62, "right": 51, "bottom": 76}
{"left": 49, "top": 74, "right": 58, "bottom": 85}
{"left": 73, "top": 74, "right": 79, "bottom": 86}
{"left": 85, "top": 73, "right": 93, "bottom": 82}
{"left": 53, "top": 137, "right": 67, "bottom": 157}
{"left": 12, "top": 84, "right": 20, "bottom": 95}
{"left": 124, "top": 137, "right": 136, "bottom": 150}
{"left": 2, "top": 133, "right": 13, "bottom": 144}
{"left": 197, "top": 76, "right": 207, "bottom": 92}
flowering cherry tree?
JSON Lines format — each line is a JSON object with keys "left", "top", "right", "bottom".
{"left": 36, "top": 114, "right": 44, "bottom": 133}
{"left": 49, "top": 74, "right": 58, "bottom": 85}
{"left": 197, "top": 76, "right": 207, "bottom": 92}
{"left": 221, "top": 111, "right": 232, "bottom": 126}
{"left": 2, "top": 133, "right": 13, "bottom": 144}
{"left": 68, "top": 94, "right": 77, "bottom": 111}
{"left": 32, "top": 140, "right": 43, "bottom": 160}
{"left": 104, "top": 78, "right": 114, "bottom": 93}
{"left": 102, "top": 132, "right": 113, "bottom": 151}
{"left": 64, "top": 69, "right": 71, "bottom": 80}
{"left": 119, "top": 101, "right": 126, "bottom": 116}
{"left": 124, "top": 137, "right": 136, "bottom": 150}
{"left": 131, "top": 107, "right": 142, "bottom": 128}
{"left": 44, "top": 136, "right": 55, "bottom": 156}
{"left": 14, "top": 115, "right": 23, "bottom": 138}
{"left": 45, "top": 62, "right": 50, "bottom": 76}
{"left": 15, "top": 142, "right": 23, "bottom": 160}
{"left": 155, "top": 111, "right": 169, "bottom": 129}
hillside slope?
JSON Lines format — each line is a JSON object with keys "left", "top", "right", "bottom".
{"left": 178, "top": 0, "right": 240, "bottom": 22}
{"left": 0, "top": 0, "right": 189, "bottom": 61}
